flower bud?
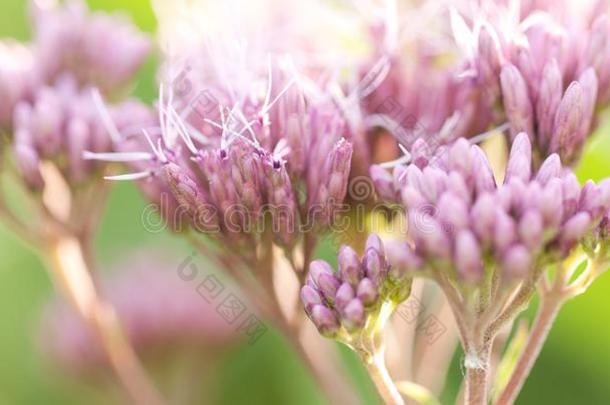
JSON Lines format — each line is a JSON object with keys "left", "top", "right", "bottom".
{"left": 13, "top": 140, "right": 44, "bottom": 190}
{"left": 300, "top": 285, "right": 322, "bottom": 314}
{"left": 317, "top": 272, "right": 341, "bottom": 302}
{"left": 362, "top": 247, "right": 385, "bottom": 283}
{"left": 560, "top": 212, "right": 592, "bottom": 250}
{"left": 535, "top": 154, "right": 561, "bottom": 185}
{"left": 385, "top": 240, "right": 421, "bottom": 279}
{"left": 505, "top": 133, "right": 532, "bottom": 183}
{"left": 494, "top": 210, "right": 516, "bottom": 253}
{"left": 471, "top": 193, "right": 496, "bottom": 241}
{"left": 502, "top": 245, "right": 531, "bottom": 278}
{"left": 455, "top": 230, "right": 482, "bottom": 282}
{"left": 500, "top": 64, "right": 534, "bottom": 138}
{"left": 370, "top": 165, "right": 396, "bottom": 202}
{"left": 550, "top": 81, "right": 585, "bottom": 163}
{"left": 519, "top": 210, "right": 544, "bottom": 251}
{"left": 307, "top": 260, "right": 336, "bottom": 289}
{"left": 357, "top": 278, "right": 378, "bottom": 306}
{"left": 472, "top": 145, "right": 496, "bottom": 193}
{"left": 437, "top": 192, "right": 469, "bottom": 232}
{"left": 338, "top": 246, "right": 363, "bottom": 286}
{"left": 311, "top": 305, "right": 339, "bottom": 337}
{"left": 342, "top": 299, "right": 365, "bottom": 330}
{"left": 335, "top": 283, "right": 355, "bottom": 311}
{"left": 539, "top": 178, "right": 564, "bottom": 228}
{"left": 365, "top": 233, "right": 385, "bottom": 256}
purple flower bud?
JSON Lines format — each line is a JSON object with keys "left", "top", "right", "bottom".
{"left": 471, "top": 145, "right": 497, "bottom": 193}
{"left": 447, "top": 171, "right": 471, "bottom": 202}
{"left": 455, "top": 230, "right": 482, "bottom": 283}
{"left": 500, "top": 64, "right": 534, "bottom": 138}
{"left": 342, "top": 299, "right": 365, "bottom": 330}
{"left": 300, "top": 285, "right": 323, "bottom": 314}
{"left": 536, "top": 59, "right": 562, "bottom": 150}
{"left": 550, "top": 81, "right": 585, "bottom": 163}
{"left": 401, "top": 186, "right": 427, "bottom": 210}
{"left": 164, "top": 163, "right": 214, "bottom": 230}
{"left": 362, "top": 247, "right": 386, "bottom": 283}
{"left": 13, "top": 138, "right": 44, "bottom": 190}
{"left": 365, "top": 233, "right": 385, "bottom": 256}
{"left": 370, "top": 165, "right": 396, "bottom": 202}
{"left": 579, "top": 181, "right": 605, "bottom": 218}
{"left": 502, "top": 245, "right": 531, "bottom": 278}
{"left": 310, "top": 305, "right": 339, "bottom": 337}
{"left": 535, "top": 154, "right": 562, "bottom": 185}
{"left": 494, "top": 210, "right": 517, "bottom": 253}
{"left": 562, "top": 172, "right": 582, "bottom": 218}
{"left": 586, "top": 15, "right": 610, "bottom": 102}
{"left": 309, "top": 138, "right": 353, "bottom": 228}
{"left": 327, "top": 139, "right": 353, "bottom": 201}
{"left": 471, "top": 193, "right": 497, "bottom": 241}
{"left": 307, "top": 260, "right": 335, "bottom": 289}
{"left": 505, "top": 133, "right": 532, "bottom": 183}
{"left": 519, "top": 211, "right": 544, "bottom": 251}
{"left": 264, "top": 159, "right": 298, "bottom": 247}
{"left": 357, "top": 278, "right": 378, "bottom": 306}
{"left": 560, "top": 212, "right": 592, "bottom": 250}
{"left": 577, "top": 68, "right": 598, "bottom": 141}
{"left": 385, "top": 240, "right": 421, "bottom": 279}
{"left": 335, "top": 283, "right": 355, "bottom": 311}
{"left": 477, "top": 23, "right": 503, "bottom": 99}
{"left": 338, "top": 245, "right": 363, "bottom": 285}
{"left": 515, "top": 46, "right": 537, "bottom": 101}
{"left": 448, "top": 139, "right": 472, "bottom": 177}
{"left": 409, "top": 210, "right": 451, "bottom": 259}
{"left": 437, "top": 192, "right": 469, "bottom": 232}
{"left": 317, "top": 272, "right": 341, "bottom": 302}
{"left": 539, "top": 178, "right": 564, "bottom": 228}
{"left": 421, "top": 167, "right": 447, "bottom": 203}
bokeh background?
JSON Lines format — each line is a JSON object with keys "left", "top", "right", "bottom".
{"left": 0, "top": 1, "right": 609, "bottom": 404}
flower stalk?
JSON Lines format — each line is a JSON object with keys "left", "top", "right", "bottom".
{"left": 366, "top": 352, "right": 405, "bottom": 405}
{"left": 496, "top": 248, "right": 609, "bottom": 404}
{"left": 46, "top": 234, "right": 166, "bottom": 405}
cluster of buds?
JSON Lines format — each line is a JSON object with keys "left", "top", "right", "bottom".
{"left": 107, "top": 54, "right": 353, "bottom": 251}
{"left": 0, "top": 1, "right": 149, "bottom": 132}
{"left": 451, "top": 2, "right": 609, "bottom": 165}
{"left": 31, "top": 0, "right": 150, "bottom": 95}
{"left": 0, "top": 1, "right": 151, "bottom": 194}
{"left": 301, "top": 234, "right": 414, "bottom": 356}
{"left": 499, "top": 61, "right": 597, "bottom": 165}
{"left": 0, "top": 1, "right": 150, "bottom": 197}
{"left": 12, "top": 77, "right": 150, "bottom": 190}
{"left": 353, "top": 1, "right": 497, "bottom": 158}
{"left": 371, "top": 133, "right": 610, "bottom": 286}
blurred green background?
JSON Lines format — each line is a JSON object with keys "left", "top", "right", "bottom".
{"left": 1, "top": 1, "right": 610, "bottom": 404}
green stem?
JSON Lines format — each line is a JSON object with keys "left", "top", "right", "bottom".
{"left": 366, "top": 352, "right": 406, "bottom": 405}
{"left": 494, "top": 295, "right": 563, "bottom": 405}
